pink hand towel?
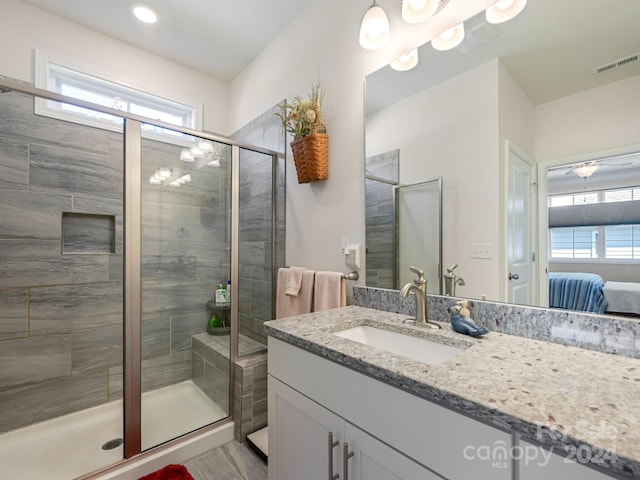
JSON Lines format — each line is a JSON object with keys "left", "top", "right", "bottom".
{"left": 276, "top": 268, "right": 316, "bottom": 319}
{"left": 313, "top": 271, "right": 346, "bottom": 312}
{"left": 285, "top": 266, "right": 306, "bottom": 296}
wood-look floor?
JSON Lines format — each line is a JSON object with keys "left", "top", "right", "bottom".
{"left": 184, "top": 441, "right": 267, "bottom": 480}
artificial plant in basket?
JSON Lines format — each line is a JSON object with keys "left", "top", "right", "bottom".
{"left": 277, "top": 83, "right": 329, "bottom": 183}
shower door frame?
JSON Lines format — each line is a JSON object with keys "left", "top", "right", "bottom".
{"left": 0, "top": 76, "right": 280, "bottom": 463}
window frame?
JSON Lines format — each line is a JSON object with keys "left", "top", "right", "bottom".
{"left": 34, "top": 51, "right": 203, "bottom": 143}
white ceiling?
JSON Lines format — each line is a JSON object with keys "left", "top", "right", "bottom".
{"left": 19, "top": 0, "right": 316, "bottom": 81}
{"left": 366, "top": 0, "right": 640, "bottom": 113}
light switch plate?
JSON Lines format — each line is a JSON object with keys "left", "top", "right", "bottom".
{"left": 471, "top": 243, "right": 492, "bottom": 259}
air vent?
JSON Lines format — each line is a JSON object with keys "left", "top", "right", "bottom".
{"left": 592, "top": 53, "right": 639, "bottom": 75}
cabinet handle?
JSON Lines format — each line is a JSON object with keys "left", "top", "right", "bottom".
{"left": 343, "top": 442, "right": 354, "bottom": 480}
{"left": 328, "top": 432, "right": 339, "bottom": 480}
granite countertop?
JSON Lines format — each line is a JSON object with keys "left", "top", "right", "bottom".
{"left": 264, "top": 305, "right": 640, "bottom": 478}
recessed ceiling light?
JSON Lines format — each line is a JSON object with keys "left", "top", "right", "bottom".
{"left": 132, "top": 5, "right": 158, "bottom": 24}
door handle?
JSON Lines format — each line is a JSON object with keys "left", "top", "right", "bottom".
{"left": 343, "top": 442, "right": 354, "bottom": 480}
{"left": 328, "top": 432, "right": 339, "bottom": 480}
{"left": 508, "top": 273, "right": 520, "bottom": 280}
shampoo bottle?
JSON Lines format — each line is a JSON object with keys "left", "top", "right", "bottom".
{"left": 215, "top": 284, "right": 226, "bottom": 304}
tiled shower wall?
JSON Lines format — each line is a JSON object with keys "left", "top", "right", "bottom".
{"left": 0, "top": 88, "right": 232, "bottom": 433}
{"left": 0, "top": 89, "right": 126, "bottom": 433}
{"left": 365, "top": 149, "right": 398, "bottom": 290}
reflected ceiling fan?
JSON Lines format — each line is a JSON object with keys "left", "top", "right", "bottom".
{"left": 557, "top": 159, "right": 635, "bottom": 179}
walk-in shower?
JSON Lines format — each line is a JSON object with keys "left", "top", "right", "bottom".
{"left": 0, "top": 77, "right": 280, "bottom": 479}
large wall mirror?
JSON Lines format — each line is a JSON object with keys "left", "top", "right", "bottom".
{"left": 364, "top": 0, "right": 640, "bottom": 318}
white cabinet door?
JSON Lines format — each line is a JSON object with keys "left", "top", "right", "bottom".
{"left": 268, "top": 376, "right": 343, "bottom": 480}
{"left": 345, "top": 423, "right": 440, "bottom": 480}
{"left": 519, "top": 440, "right": 615, "bottom": 480}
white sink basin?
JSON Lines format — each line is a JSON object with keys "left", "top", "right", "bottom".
{"left": 334, "top": 325, "right": 464, "bottom": 365}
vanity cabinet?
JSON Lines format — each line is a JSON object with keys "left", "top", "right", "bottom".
{"left": 269, "top": 376, "right": 437, "bottom": 480}
{"left": 268, "top": 337, "right": 511, "bottom": 480}
{"left": 519, "top": 439, "right": 614, "bottom": 480}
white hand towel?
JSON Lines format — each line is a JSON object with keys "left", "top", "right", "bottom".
{"left": 285, "top": 266, "right": 306, "bottom": 296}
{"left": 313, "top": 271, "right": 346, "bottom": 312}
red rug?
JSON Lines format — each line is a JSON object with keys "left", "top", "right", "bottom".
{"left": 138, "top": 464, "right": 194, "bottom": 480}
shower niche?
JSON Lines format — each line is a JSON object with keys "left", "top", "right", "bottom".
{"left": 62, "top": 212, "right": 116, "bottom": 254}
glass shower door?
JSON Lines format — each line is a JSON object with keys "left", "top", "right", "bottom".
{"left": 396, "top": 178, "right": 443, "bottom": 294}
{"left": 139, "top": 129, "right": 231, "bottom": 449}
{"left": 237, "top": 147, "right": 277, "bottom": 357}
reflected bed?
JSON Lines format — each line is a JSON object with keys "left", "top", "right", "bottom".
{"left": 603, "top": 281, "right": 640, "bottom": 316}
{"left": 548, "top": 272, "right": 608, "bottom": 314}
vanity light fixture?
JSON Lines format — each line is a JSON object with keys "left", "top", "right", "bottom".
{"left": 390, "top": 49, "right": 419, "bottom": 71}
{"left": 485, "top": 0, "right": 526, "bottom": 24}
{"left": 179, "top": 148, "right": 195, "bottom": 162}
{"left": 574, "top": 164, "right": 599, "bottom": 179}
{"left": 402, "top": 0, "right": 440, "bottom": 24}
{"left": 197, "top": 140, "right": 214, "bottom": 153}
{"left": 189, "top": 145, "right": 205, "bottom": 158}
{"left": 431, "top": 22, "right": 465, "bottom": 51}
{"left": 359, "top": 1, "right": 391, "bottom": 50}
{"left": 132, "top": 4, "right": 158, "bottom": 24}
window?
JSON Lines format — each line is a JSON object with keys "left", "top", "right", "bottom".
{"left": 35, "top": 52, "right": 202, "bottom": 141}
{"left": 550, "top": 227, "right": 599, "bottom": 259}
{"left": 604, "top": 225, "right": 640, "bottom": 259}
{"left": 549, "top": 187, "right": 640, "bottom": 261}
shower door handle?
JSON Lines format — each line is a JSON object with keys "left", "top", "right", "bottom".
{"left": 343, "top": 442, "right": 354, "bottom": 480}
{"left": 328, "top": 432, "right": 339, "bottom": 480}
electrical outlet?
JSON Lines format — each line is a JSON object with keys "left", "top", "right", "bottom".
{"left": 471, "top": 243, "right": 492, "bottom": 259}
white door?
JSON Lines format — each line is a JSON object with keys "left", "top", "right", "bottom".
{"left": 506, "top": 144, "right": 536, "bottom": 305}
{"left": 268, "top": 376, "right": 343, "bottom": 480}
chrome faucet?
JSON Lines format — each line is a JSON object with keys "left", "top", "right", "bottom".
{"left": 400, "top": 266, "right": 441, "bottom": 329}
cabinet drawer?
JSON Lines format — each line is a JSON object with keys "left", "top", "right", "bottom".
{"left": 269, "top": 337, "right": 511, "bottom": 480}
{"left": 519, "top": 439, "right": 615, "bottom": 480}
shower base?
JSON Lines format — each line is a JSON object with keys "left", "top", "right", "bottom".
{"left": 0, "top": 380, "right": 227, "bottom": 480}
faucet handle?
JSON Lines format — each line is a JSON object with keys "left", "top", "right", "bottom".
{"left": 409, "top": 266, "right": 426, "bottom": 284}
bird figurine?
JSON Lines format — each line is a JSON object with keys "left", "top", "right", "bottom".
{"left": 448, "top": 305, "right": 489, "bottom": 337}
{"left": 456, "top": 300, "right": 471, "bottom": 318}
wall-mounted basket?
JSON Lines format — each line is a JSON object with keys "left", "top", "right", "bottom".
{"left": 290, "top": 133, "right": 329, "bottom": 183}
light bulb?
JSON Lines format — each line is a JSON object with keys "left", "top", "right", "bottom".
{"left": 390, "top": 49, "right": 419, "bottom": 71}
{"left": 198, "top": 141, "right": 214, "bottom": 153}
{"left": 180, "top": 149, "right": 195, "bottom": 162}
{"left": 402, "top": 0, "right": 439, "bottom": 24}
{"left": 431, "top": 23, "right": 465, "bottom": 51}
{"left": 132, "top": 5, "right": 158, "bottom": 24}
{"left": 190, "top": 146, "right": 204, "bottom": 158}
{"left": 158, "top": 168, "right": 171, "bottom": 180}
{"left": 359, "top": 3, "right": 390, "bottom": 50}
{"left": 440, "top": 27, "right": 456, "bottom": 40}
{"left": 486, "top": 0, "right": 526, "bottom": 24}
{"left": 496, "top": 0, "right": 514, "bottom": 9}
